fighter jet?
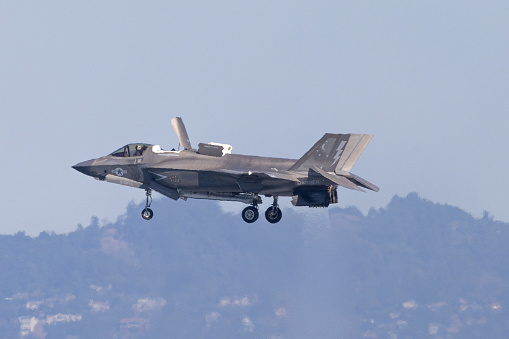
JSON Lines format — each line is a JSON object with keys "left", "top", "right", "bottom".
{"left": 73, "top": 117, "right": 378, "bottom": 223}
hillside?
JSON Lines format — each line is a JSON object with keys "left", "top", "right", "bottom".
{"left": 1, "top": 193, "right": 508, "bottom": 338}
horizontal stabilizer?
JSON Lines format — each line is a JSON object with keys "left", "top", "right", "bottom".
{"left": 311, "top": 166, "right": 364, "bottom": 191}
{"left": 338, "top": 171, "right": 379, "bottom": 192}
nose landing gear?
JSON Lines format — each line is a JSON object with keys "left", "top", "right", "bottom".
{"left": 141, "top": 189, "right": 153, "bottom": 220}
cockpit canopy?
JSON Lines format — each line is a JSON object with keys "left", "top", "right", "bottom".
{"left": 110, "top": 143, "right": 153, "bottom": 157}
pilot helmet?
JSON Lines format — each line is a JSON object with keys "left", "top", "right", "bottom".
{"left": 136, "top": 145, "right": 142, "bottom": 151}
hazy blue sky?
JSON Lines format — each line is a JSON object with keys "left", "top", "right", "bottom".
{"left": 1, "top": 1, "right": 508, "bottom": 236}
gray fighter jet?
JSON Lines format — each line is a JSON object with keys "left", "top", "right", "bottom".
{"left": 73, "top": 117, "right": 378, "bottom": 223}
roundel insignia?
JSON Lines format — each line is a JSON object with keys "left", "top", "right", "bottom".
{"left": 113, "top": 168, "right": 126, "bottom": 176}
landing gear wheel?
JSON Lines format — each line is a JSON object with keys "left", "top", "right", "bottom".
{"left": 141, "top": 208, "right": 153, "bottom": 220}
{"left": 141, "top": 189, "right": 153, "bottom": 220}
{"left": 265, "top": 207, "right": 282, "bottom": 223}
{"left": 242, "top": 206, "right": 259, "bottom": 223}
{"left": 265, "top": 195, "right": 282, "bottom": 223}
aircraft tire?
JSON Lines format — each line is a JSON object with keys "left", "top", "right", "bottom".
{"left": 141, "top": 208, "right": 154, "bottom": 220}
{"left": 242, "top": 206, "right": 259, "bottom": 223}
{"left": 265, "top": 207, "right": 282, "bottom": 224}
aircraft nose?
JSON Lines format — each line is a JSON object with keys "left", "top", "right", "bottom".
{"left": 72, "top": 159, "right": 96, "bottom": 176}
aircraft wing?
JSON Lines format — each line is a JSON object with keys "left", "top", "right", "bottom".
{"left": 220, "top": 169, "right": 300, "bottom": 182}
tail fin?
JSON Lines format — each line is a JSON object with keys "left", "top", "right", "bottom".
{"left": 290, "top": 133, "right": 373, "bottom": 173}
{"left": 335, "top": 134, "right": 373, "bottom": 172}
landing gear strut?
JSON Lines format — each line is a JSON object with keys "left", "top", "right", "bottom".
{"left": 141, "top": 189, "right": 153, "bottom": 220}
{"left": 265, "top": 196, "right": 282, "bottom": 223}
{"left": 242, "top": 198, "right": 259, "bottom": 223}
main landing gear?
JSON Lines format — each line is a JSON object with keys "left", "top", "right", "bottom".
{"left": 242, "top": 198, "right": 259, "bottom": 223}
{"left": 265, "top": 196, "right": 282, "bottom": 224}
{"left": 242, "top": 205, "right": 259, "bottom": 223}
{"left": 241, "top": 196, "right": 282, "bottom": 224}
{"left": 139, "top": 190, "right": 283, "bottom": 224}
{"left": 141, "top": 189, "right": 154, "bottom": 220}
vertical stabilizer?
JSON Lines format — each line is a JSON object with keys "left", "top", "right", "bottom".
{"left": 335, "top": 134, "right": 373, "bottom": 172}
{"left": 290, "top": 133, "right": 373, "bottom": 173}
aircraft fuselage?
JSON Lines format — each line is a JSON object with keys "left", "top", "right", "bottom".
{"left": 73, "top": 117, "right": 378, "bottom": 223}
